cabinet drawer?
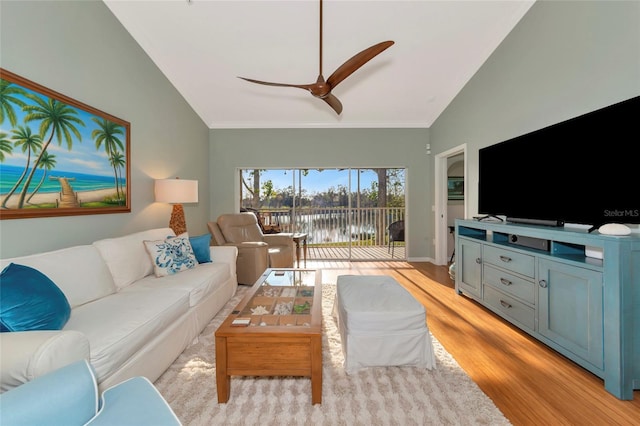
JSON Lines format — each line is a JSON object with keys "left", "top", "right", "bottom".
{"left": 483, "top": 264, "right": 535, "bottom": 305}
{"left": 484, "top": 286, "right": 535, "bottom": 330}
{"left": 483, "top": 245, "right": 535, "bottom": 278}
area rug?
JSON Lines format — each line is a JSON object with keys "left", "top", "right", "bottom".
{"left": 155, "top": 284, "right": 511, "bottom": 425}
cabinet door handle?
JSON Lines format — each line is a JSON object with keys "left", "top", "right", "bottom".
{"left": 539, "top": 279, "right": 547, "bottom": 288}
{"left": 500, "top": 278, "right": 512, "bottom": 286}
{"left": 475, "top": 257, "right": 482, "bottom": 264}
{"left": 499, "top": 255, "right": 512, "bottom": 263}
{"left": 500, "top": 300, "right": 512, "bottom": 309}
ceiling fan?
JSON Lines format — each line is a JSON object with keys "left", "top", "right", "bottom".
{"left": 238, "top": 0, "right": 394, "bottom": 115}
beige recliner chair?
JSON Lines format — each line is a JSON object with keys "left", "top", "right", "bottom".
{"left": 208, "top": 212, "right": 295, "bottom": 285}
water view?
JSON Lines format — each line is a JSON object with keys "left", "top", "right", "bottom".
{"left": 240, "top": 168, "right": 405, "bottom": 254}
{"left": 0, "top": 165, "right": 122, "bottom": 195}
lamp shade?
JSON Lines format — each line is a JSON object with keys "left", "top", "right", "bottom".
{"left": 154, "top": 179, "right": 198, "bottom": 204}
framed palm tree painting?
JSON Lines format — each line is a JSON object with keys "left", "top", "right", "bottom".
{"left": 0, "top": 68, "right": 130, "bottom": 219}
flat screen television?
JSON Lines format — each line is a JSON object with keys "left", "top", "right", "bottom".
{"left": 478, "top": 95, "right": 640, "bottom": 231}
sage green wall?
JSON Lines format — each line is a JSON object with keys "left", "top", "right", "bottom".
{"left": 209, "top": 128, "right": 432, "bottom": 260}
{"left": 430, "top": 0, "right": 640, "bottom": 219}
{"left": 0, "top": 1, "right": 210, "bottom": 258}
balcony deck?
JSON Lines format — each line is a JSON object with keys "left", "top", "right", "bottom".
{"left": 303, "top": 244, "right": 405, "bottom": 262}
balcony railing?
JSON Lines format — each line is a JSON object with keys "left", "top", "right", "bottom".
{"left": 257, "top": 207, "right": 405, "bottom": 248}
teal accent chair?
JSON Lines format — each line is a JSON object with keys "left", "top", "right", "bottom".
{"left": 0, "top": 360, "right": 181, "bottom": 426}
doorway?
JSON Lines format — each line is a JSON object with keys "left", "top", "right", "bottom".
{"left": 434, "top": 145, "right": 468, "bottom": 265}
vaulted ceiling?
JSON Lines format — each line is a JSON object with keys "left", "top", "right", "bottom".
{"left": 103, "top": 0, "right": 535, "bottom": 129}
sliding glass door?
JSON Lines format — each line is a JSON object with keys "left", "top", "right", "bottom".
{"left": 240, "top": 168, "right": 405, "bottom": 260}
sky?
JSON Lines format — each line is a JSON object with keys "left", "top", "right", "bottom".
{"left": 1, "top": 81, "right": 127, "bottom": 178}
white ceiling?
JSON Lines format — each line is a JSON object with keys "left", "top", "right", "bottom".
{"left": 103, "top": 0, "right": 535, "bottom": 129}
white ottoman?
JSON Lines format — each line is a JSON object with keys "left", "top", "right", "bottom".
{"left": 333, "top": 275, "right": 436, "bottom": 374}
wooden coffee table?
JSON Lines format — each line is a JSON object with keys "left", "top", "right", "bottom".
{"left": 215, "top": 269, "right": 322, "bottom": 404}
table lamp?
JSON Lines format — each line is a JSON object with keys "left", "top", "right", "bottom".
{"left": 154, "top": 178, "right": 198, "bottom": 235}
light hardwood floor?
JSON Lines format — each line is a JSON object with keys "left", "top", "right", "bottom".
{"left": 309, "top": 260, "right": 640, "bottom": 426}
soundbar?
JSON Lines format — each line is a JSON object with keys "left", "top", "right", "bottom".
{"left": 507, "top": 217, "right": 564, "bottom": 227}
{"left": 508, "top": 234, "right": 550, "bottom": 251}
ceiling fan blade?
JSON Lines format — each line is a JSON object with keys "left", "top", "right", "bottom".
{"left": 322, "top": 93, "right": 343, "bottom": 115}
{"left": 238, "top": 77, "right": 313, "bottom": 91}
{"left": 326, "top": 40, "right": 394, "bottom": 89}
{"left": 239, "top": 0, "right": 393, "bottom": 116}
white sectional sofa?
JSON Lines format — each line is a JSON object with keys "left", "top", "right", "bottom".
{"left": 0, "top": 228, "right": 238, "bottom": 393}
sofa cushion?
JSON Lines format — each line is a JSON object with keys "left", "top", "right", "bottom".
{"left": 133, "top": 261, "right": 231, "bottom": 307}
{"left": 93, "top": 228, "right": 175, "bottom": 290}
{"left": 189, "top": 234, "right": 212, "bottom": 263}
{"left": 0, "top": 246, "right": 116, "bottom": 309}
{"left": 65, "top": 287, "right": 190, "bottom": 380}
{"left": 144, "top": 234, "right": 197, "bottom": 277}
{"left": 0, "top": 263, "right": 71, "bottom": 332}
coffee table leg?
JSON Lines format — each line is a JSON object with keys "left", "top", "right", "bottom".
{"left": 311, "top": 335, "right": 322, "bottom": 404}
{"left": 215, "top": 336, "right": 230, "bottom": 403}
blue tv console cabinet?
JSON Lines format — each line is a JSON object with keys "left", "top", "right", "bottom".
{"left": 454, "top": 219, "right": 639, "bottom": 400}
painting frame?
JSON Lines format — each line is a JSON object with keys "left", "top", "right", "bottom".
{"left": 448, "top": 176, "right": 464, "bottom": 201}
{"left": 1, "top": 68, "right": 131, "bottom": 219}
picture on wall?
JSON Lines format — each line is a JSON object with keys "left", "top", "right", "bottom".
{"left": 448, "top": 176, "right": 464, "bottom": 200}
{"left": 0, "top": 68, "right": 130, "bottom": 219}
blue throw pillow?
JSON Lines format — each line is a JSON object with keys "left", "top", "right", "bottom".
{"left": 189, "top": 233, "right": 212, "bottom": 264}
{"left": 0, "top": 263, "right": 71, "bottom": 332}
